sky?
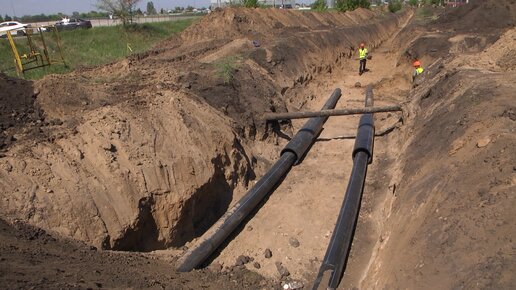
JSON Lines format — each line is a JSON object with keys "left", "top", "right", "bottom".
{"left": 0, "top": 0, "right": 216, "bottom": 17}
{"left": 0, "top": 0, "right": 315, "bottom": 18}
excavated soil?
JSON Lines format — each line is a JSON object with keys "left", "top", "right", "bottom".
{"left": 1, "top": 1, "right": 515, "bottom": 289}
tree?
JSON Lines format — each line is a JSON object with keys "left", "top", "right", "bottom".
{"left": 335, "top": 0, "right": 370, "bottom": 12}
{"left": 160, "top": 8, "right": 165, "bottom": 14}
{"left": 0, "top": 15, "right": 3, "bottom": 22}
{"left": 97, "top": 0, "right": 142, "bottom": 26}
{"left": 146, "top": 1, "right": 157, "bottom": 15}
{"left": 5, "top": 14, "right": 12, "bottom": 21}
{"left": 72, "top": 11, "right": 80, "bottom": 18}
{"left": 311, "top": 0, "right": 327, "bottom": 11}
{"left": 408, "top": 0, "right": 418, "bottom": 6}
{"left": 185, "top": 5, "right": 194, "bottom": 12}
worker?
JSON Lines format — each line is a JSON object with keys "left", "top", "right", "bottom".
{"left": 412, "top": 60, "right": 424, "bottom": 82}
{"left": 358, "top": 43, "right": 368, "bottom": 75}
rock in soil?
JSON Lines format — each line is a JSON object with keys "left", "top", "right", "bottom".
{"left": 275, "top": 261, "right": 290, "bottom": 278}
{"left": 235, "top": 255, "right": 251, "bottom": 266}
{"left": 264, "top": 248, "right": 273, "bottom": 259}
{"left": 288, "top": 237, "right": 300, "bottom": 248}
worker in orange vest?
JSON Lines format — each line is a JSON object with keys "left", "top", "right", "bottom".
{"left": 412, "top": 60, "right": 424, "bottom": 82}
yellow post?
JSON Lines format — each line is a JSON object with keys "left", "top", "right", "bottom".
{"left": 6, "top": 31, "right": 23, "bottom": 76}
{"left": 53, "top": 27, "right": 67, "bottom": 67}
{"left": 39, "top": 27, "right": 51, "bottom": 65}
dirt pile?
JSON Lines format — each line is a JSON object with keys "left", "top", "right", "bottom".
{"left": 0, "top": 74, "right": 42, "bottom": 152}
{"left": 0, "top": 217, "right": 274, "bottom": 289}
{"left": 434, "top": 0, "right": 516, "bottom": 32}
{"left": 361, "top": 36, "right": 516, "bottom": 289}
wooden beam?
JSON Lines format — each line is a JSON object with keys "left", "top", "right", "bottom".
{"left": 263, "top": 105, "right": 402, "bottom": 121}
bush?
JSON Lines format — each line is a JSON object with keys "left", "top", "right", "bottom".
{"left": 311, "top": 0, "right": 328, "bottom": 11}
{"left": 388, "top": 0, "right": 403, "bottom": 13}
{"left": 425, "top": 0, "right": 443, "bottom": 5}
{"left": 243, "top": 0, "right": 259, "bottom": 8}
{"left": 408, "top": 0, "right": 419, "bottom": 6}
{"left": 335, "top": 0, "right": 371, "bottom": 12}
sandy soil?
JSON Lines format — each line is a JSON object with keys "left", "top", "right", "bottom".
{"left": 0, "top": 1, "right": 515, "bottom": 289}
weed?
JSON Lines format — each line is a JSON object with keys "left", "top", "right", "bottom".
{"left": 214, "top": 56, "right": 241, "bottom": 85}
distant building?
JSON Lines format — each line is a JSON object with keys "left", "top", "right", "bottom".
{"left": 210, "top": 0, "right": 295, "bottom": 8}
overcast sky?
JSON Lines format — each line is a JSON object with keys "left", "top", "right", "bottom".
{"left": 0, "top": 0, "right": 217, "bottom": 17}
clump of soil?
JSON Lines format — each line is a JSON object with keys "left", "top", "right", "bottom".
{"left": 0, "top": 74, "right": 43, "bottom": 151}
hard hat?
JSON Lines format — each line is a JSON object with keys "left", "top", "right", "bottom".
{"left": 413, "top": 60, "right": 421, "bottom": 67}
{"left": 360, "top": 43, "right": 365, "bottom": 48}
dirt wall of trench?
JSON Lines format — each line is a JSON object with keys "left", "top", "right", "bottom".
{"left": 347, "top": 4, "right": 516, "bottom": 288}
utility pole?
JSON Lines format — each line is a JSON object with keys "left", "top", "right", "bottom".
{"left": 10, "top": 0, "right": 16, "bottom": 18}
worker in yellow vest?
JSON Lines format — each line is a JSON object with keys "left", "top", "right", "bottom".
{"left": 412, "top": 60, "right": 424, "bottom": 82}
{"left": 358, "top": 43, "right": 368, "bottom": 75}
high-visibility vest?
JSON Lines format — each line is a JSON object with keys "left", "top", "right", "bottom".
{"left": 415, "top": 67, "right": 424, "bottom": 75}
{"left": 359, "top": 48, "right": 368, "bottom": 59}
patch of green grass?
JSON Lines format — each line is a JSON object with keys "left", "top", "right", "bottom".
{"left": 0, "top": 18, "right": 197, "bottom": 79}
{"left": 214, "top": 56, "right": 241, "bottom": 85}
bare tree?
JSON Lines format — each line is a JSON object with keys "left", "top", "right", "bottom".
{"left": 97, "top": 0, "right": 142, "bottom": 26}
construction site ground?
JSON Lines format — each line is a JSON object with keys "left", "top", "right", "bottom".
{"left": 1, "top": 1, "right": 515, "bottom": 289}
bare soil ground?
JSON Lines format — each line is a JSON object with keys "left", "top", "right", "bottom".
{"left": 1, "top": 1, "right": 515, "bottom": 289}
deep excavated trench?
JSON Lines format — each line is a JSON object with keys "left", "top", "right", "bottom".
{"left": 1, "top": 2, "right": 515, "bottom": 289}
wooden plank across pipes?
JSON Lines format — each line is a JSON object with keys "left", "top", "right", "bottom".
{"left": 263, "top": 105, "right": 402, "bottom": 121}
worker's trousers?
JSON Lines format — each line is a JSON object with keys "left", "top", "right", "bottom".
{"left": 359, "top": 59, "right": 367, "bottom": 75}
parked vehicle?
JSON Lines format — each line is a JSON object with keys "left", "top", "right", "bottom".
{"left": 54, "top": 18, "right": 92, "bottom": 31}
{"left": 0, "top": 21, "right": 29, "bottom": 38}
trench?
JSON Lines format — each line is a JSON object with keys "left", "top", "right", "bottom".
{"left": 97, "top": 8, "right": 415, "bottom": 253}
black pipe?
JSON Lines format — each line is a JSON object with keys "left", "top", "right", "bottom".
{"left": 176, "top": 88, "right": 342, "bottom": 272}
{"left": 312, "top": 86, "right": 375, "bottom": 290}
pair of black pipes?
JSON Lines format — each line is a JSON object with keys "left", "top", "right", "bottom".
{"left": 312, "top": 86, "right": 375, "bottom": 290}
{"left": 176, "top": 88, "right": 343, "bottom": 272}
{"left": 177, "top": 86, "right": 375, "bottom": 290}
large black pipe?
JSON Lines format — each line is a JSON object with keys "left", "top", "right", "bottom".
{"left": 176, "top": 88, "right": 342, "bottom": 272}
{"left": 312, "top": 86, "right": 375, "bottom": 290}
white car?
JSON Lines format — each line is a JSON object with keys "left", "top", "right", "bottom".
{"left": 0, "top": 21, "right": 29, "bottom": 38}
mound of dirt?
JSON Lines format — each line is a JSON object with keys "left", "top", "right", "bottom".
{"left": 0, "top": 74, "right": 42, "bottom": 151}
{"left": 361, "top": 45, "right": 516, "bottom": 290}
{"left": 0, "top": 217, "right": 274, "bottom": 289}
{"left": 434, "top": 0, "right": 516, "bottom": 32}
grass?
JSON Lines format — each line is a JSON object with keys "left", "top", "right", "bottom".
{"left": 415, "top": 6, "right": 440, "bottom": 23}
{"left": 214, "top": 56, "right": 241, "bottom": 85}
{"left": 0, "top": 18, "right": 197, "bottom": 79}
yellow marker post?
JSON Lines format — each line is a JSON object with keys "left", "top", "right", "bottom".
{"left": 6, "top": 31, "right": 23, "bottom": 76}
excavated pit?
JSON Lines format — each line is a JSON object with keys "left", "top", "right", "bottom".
{"left": 0, "top": 1, "right": 515, "bottom": 288}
